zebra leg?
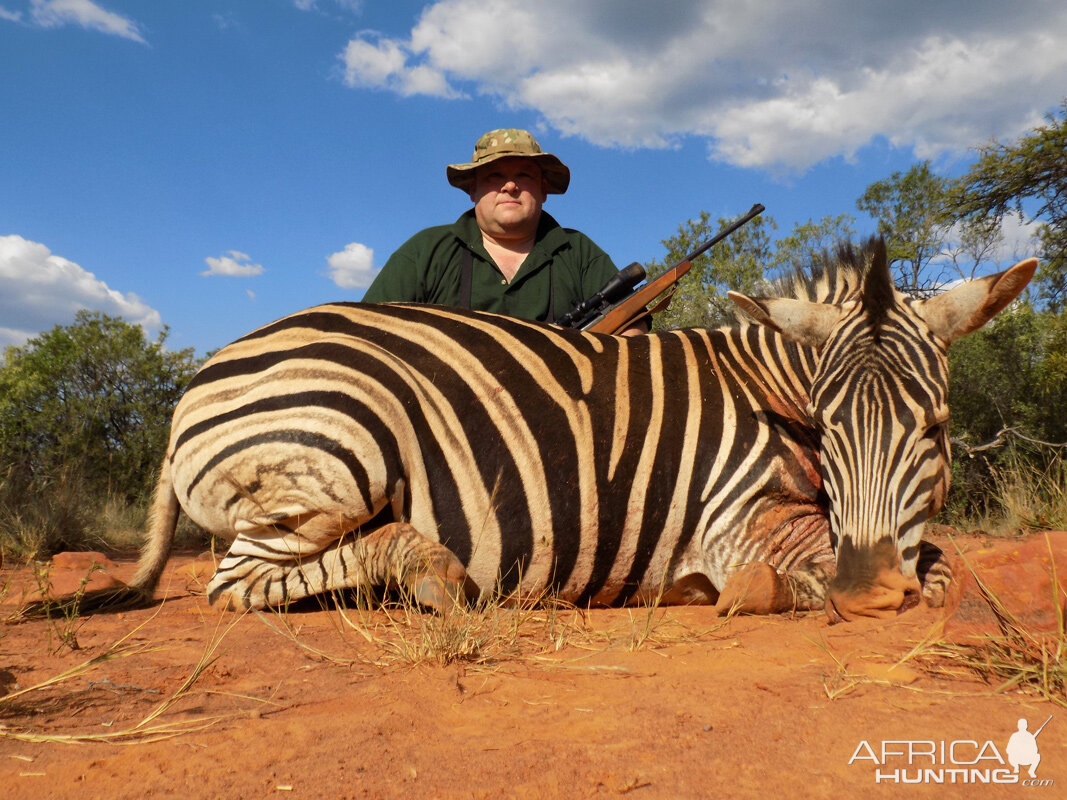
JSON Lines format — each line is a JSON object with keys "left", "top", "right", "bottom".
{"left": 206, "top": 521, "right": 468, "bottom": 612}
{"left": 916, "top": 539, "right": 951, "bottom": 608}
{"left": 714, "top": 539, "right": 951, "bottom": 616}
{"left": 715, "top": 511, "right": 836, "bottom": 616}
{"left": 713, "top": 562, "right": 793, "bottom": 615}
{"left": 712, "top": 557, "right": 835, "bottom": 616}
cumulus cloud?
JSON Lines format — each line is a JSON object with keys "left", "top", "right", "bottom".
{"left": 990, "top": 212, "right": 1042, "bottom": 263}
{"left": 0, "top": 234, "right": 162, "bottom": 348}
{"left": 338, "top": 0, "right": 1067, "bottom": 172}
{"left": 201, "top": 250, "right": 264, "bottom": 277}
{"left": 26, "top": 0, "right": 146, "bottom": 43}
{"left": 326, "top": 242, "right": 376, "bottom": 289}
{"left": 341, "top": 33, "right": 463, "bottom": 98}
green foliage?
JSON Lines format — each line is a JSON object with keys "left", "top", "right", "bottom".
{"left": 770, "top": 214, "right": 857, "bottom": 276}
{"left": 857, "top": 161, "right": 951, "bottom": 292}
{"left": 645, "top": 210, "right": 777, "bottom": 330}
{"left": 942, "top": 302, "right": 1067, "bottom": 524}
{"left": 948, "top": 304, "right": 1042, "bottom": 444}
{"left": 948, "top": 99, "right": 1067, "bottom": 308}
{"left": 856, "top": 160, "right": 1019, "bottom": 293}
{"left": 855, "top": 161, "right": 1006, "bottom": 293}
{"left": 644, "top": 211, "right": 866, "bottom": 330}
{"left": 0, "top": 312, "right": 202, "bottom": 557}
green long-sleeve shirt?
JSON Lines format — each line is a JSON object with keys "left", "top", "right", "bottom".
{"left": 362, "top": 210, "right": 619, "bottom": 322}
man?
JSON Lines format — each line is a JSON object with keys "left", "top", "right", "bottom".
{"left": 1006, "top": 718, "right": 1043, "bottom": 779}
{"left": 363, "top": 128, "right": 647, "bottom": 334}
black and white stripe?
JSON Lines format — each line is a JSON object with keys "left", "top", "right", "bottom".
{"left": 126, "top": 240, "right": 1035, "bottom": 619}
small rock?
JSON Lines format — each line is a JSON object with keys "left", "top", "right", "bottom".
{"left": 41, "top": 551, "right": 123, "bottom": 596}
{"left": 51, "top": 551, "right": 117, "bottom": 572}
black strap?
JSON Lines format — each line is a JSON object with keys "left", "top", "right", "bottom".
{"left": 459, "top": 248, "right": 473, "bottom": 309}
{"left": 546, "top": 261, "right": 555, "bottom": 323}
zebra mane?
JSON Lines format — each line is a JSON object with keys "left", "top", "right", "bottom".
{"left": 783, "top": 237, "right": 889, "bottom": 307}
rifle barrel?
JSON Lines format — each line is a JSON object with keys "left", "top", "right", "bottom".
{"left": 557, "top": 201, "right": 765, "bottom": 332}
{"left": 1034, "top": 715, "right": 1053, "bottom": 737}
{"left": 676, "top": 202, "right": 765, "bottom": 267}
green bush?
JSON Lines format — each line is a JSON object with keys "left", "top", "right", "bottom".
{"left": 0, "top": 312, "right": 203, "bottom": 558}
{"left": 942, "top": 303, "right": 1067, "bottom": 529}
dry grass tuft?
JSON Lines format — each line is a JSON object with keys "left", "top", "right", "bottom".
{"left": 0, "top": 606, "right": 245, "bottom": 744}
{"left": 948, "top": 451, "right": 1067, "bottom": 537}
{"left": 258, "top": 582, "right": 594, "bottom": 671}
{"left": 254, "top": 571, "right": 727, "bottom": 672}
{"left": 992, "top": 453, "right": 1067, "bottom": 534}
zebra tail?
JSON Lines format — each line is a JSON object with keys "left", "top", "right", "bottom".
{"left": 13, "top": 457, "right": 179, "bottom": 620}
{"left": 127, "top": 454, "right": 180, "bottom": 600}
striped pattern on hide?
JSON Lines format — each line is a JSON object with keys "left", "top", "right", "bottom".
{"left": 123, "top": 239, "right": 1034, "bottom": 619}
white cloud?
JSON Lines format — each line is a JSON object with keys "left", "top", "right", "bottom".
{"left": 201, "top": 250, "right": 264, "bottom": 277}
{"left": 341, "top": 33, "right": 463, "bottom": 98}
{"left": 339, "top": 0, "right": 1067, "bottom": 173}
{"left": 28, "top": 0, "right": 146, "bottom": 43}
{"left": 294, "top": 1, "right": 363, "bottom": 14}
{"left": 327, "top": 242, "right": 376, "bottom": 289}
{"left": 0, "top": 234, "right": 162, "bottom": 348}
{"left": 0, "top": 6, "right": 23, "bottom": 22}
{"left": 211, "top": 12, "right": 237, "bottom": 31}
{"left": 994, "top": 212, "right": 1042, "bottom": 262}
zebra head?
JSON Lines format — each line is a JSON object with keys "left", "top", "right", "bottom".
{"left": 730, "top": 240, "right": 1036, "bottom": 620}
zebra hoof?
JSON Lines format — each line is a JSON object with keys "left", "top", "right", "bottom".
{"left": 917, "top": 543, "right": 952, "bottom": 609}
{"left": 713, "top": 562, "right": 790, "bottom": 616}
{"left": 410, "top": 557, "right": 469, "bottom": 613}
{"left": 920, "top": 580, "right": 947, "bottom": 609}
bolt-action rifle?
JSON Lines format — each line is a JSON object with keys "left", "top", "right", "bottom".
{"left": 556, "top": 203, "right": 765, "bottom": 334}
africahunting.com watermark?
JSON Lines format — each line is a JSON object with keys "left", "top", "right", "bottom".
{"left": 849, "top": 716, "right": 1054, "bottom": 786}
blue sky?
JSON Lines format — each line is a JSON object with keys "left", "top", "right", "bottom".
{"left": 2, "top": 1, "right": 1064, "bottom": 355}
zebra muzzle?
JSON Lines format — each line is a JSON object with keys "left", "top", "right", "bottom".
{"left": 825, "top": 537, "right": 922, "bottom": 622}
{"left": 825, "top": 568, "right": 922, "bottom": 622}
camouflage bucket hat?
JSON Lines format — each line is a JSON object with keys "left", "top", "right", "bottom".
{"left": 447, "top": 128, "right": 570, "bottom": 194}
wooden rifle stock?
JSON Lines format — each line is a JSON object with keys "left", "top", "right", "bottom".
{"left": 584, "top": 259, "right": 690, "bottom": 334}
{"left": 583, "top": 203, "right": 765, "bottom": 334}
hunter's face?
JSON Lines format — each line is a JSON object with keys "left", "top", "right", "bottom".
{"left": 471, "top": 157, "right": 547, "bottom": 240}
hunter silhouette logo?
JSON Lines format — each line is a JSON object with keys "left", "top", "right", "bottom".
{"left": 1006, "top": 716, "right": 1051, "bottom": 779}
{"left": 848, "top": 715, "right": 1055, "bottom": 786}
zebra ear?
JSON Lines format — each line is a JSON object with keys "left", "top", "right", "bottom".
{"left": 915, "top": 257, "right": 1038, "bottom": 343}
{"left": 728, "top": 292, "right": 844, "bottom": 349}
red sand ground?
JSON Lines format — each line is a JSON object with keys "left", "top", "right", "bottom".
{"left": 2, "top": 530, "right": 1065, "bottom": 799}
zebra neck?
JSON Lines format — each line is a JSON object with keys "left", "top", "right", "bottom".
{"left": 713, "top": 324, "right": 815, "bottom": 425}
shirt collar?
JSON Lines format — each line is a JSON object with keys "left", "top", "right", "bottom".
{"left": 453, "top": 209, "right": 569, "bottom": 261}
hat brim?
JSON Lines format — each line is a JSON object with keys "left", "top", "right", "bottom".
{"left": 447, "top": 152, "right": 570, "bottom": 195}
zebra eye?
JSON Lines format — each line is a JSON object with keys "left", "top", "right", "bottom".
{"left": 918, "top": 407, "right": 949, "bottom": 436}
{"left": 923, "top": 419, "right": 949, "bottom": 443}
{"left": 929, "top": 411, "right": 950, "bottom": 432}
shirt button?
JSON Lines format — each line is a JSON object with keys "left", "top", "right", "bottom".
{"left": 501, "top": 279, "right": 506, "bottom": 285}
